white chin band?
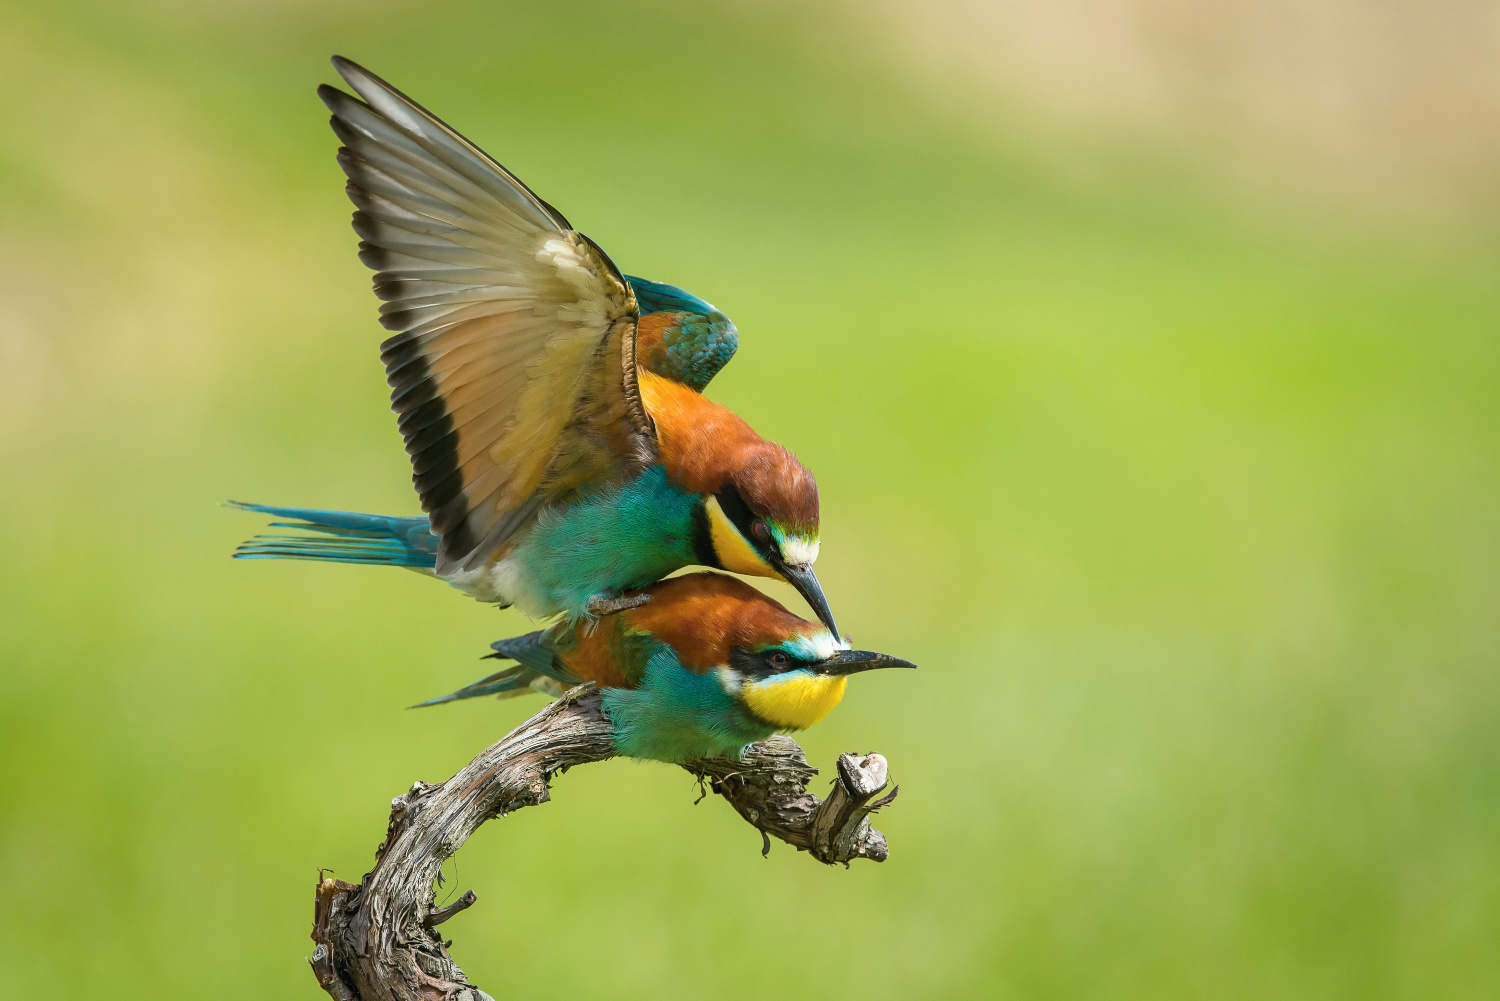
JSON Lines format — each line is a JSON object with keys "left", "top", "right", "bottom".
{"left": 780, "top": 535, "right": 820, "bottom": 566}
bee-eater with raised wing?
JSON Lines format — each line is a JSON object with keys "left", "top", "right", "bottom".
{"left": 231, "top": 57, "right": 838, "bottom": 633}
{"left": 417, "top": 574, "right": 914, "bottom": 764}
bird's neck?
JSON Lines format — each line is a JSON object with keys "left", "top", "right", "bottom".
{"left": 640, "top": 371, "right": 764, "bottom": 496}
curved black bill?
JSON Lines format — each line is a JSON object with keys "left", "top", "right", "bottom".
{"left": 776, "top": 559, "right": 840, "bottom": 637}
{"left": 815, "top": 649, "right": 918, "bottom": 676}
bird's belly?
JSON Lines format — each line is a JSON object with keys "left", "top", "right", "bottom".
{"left": 441, "top": 551, "right": 536, "bottom": 610}
{"left": 455, "top": 466, "right": 701, "bottom": 619}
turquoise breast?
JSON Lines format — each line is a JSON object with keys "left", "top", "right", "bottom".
{"left": 602, "top": 648, "right": 775, "bottom": 763}
{"left": 513, "top": 465, "right": 703, "bottom": 618}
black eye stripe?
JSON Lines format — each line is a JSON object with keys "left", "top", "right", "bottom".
{"left": 729, "top": 646, "right": 806, "bottom": 678}
{"left": 715, "top": 486, "right": 760, "bottom": 541}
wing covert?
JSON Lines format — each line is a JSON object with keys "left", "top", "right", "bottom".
{"left": 625, "top": 275, "right": 739, "bottom": 392}
{"left": 322, "top": 57, "right": 655, "bottom": 575}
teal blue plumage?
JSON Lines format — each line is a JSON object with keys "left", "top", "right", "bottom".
{"left": 227, "top": 501, "right": 436, "bottom": 568}
{"left": 230, "top": 288, "right": 728, "bottom": 581}
{"left": 650, "top": 312, "right": 738, "bottom": 392}
{"left": 235, "top": 465, "right": 711, "bottom": 617}
{"left": 413, "top": 630, "right": 583, "bottom": 705}
{"left": 624, "top": 276, "right": 718, "bottom": 316}
{"left": 488, "top": 631, "right": 565, "bottom": 676}
{"left": 508, "top": 465, "right": 703, "bottom": 618}
{"left": 626, "top": 275, "right": 739, "bottom": 393}
{"left": 601, "top": 648, "right": 775, "bottom": 761}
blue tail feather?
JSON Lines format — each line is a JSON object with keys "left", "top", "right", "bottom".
{"left": 227, "top": 500, "right": 438, "bottom": 570}
{"left": 411, "top": 665, "right": 537, "bottom": 706}
{"left": 413, "top": 630, "right": 584, "bottom": 707}
{"left": 488, "top": 631, "right": 563, "bottom": 675}
{"left": 487, "top": 631, "right": 584, "bottom": 687}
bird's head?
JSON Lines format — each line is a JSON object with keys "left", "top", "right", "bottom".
{"left": 721, "top": 629, "right": 917, "bottom": 732}
{"left": 628, "top": 574, "right": 915, "bottom": 732}
{"left": 701, "top": 447, "right": 837, "bottom": 635}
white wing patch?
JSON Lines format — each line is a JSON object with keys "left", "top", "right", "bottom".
{"left": 536, "top": 237, "right": 616, "bottom": 330}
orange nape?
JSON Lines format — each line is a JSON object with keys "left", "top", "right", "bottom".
{"left": 639, "top": 371, "right": 818, "bottom": 533}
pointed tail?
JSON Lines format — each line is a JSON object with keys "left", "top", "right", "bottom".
{"left": 227, "top": 500, "right": 438, "bottom": 570}
{"left": 413, "top": 631, "right": 585, "bottom": 706}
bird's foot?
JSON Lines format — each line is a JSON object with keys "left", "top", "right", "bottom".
{"left": 585, "top": 593, "right": 652, "bottom": 616}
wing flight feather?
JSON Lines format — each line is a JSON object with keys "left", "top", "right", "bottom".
{"left": 322, "top": 57, "right": 655, "bottom": 574}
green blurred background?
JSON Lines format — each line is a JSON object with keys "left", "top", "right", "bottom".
{"left": 2, "top": 1, "right": 1497, "bottom": 998}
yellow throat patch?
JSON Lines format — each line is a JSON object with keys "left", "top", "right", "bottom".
{"left": 742, "top": 673, "right": 848, "bottom": 730}
{"left": 705, "top": 496, "right": 776, "bottom": 578}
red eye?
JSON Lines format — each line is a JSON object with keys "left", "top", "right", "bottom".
{"left": 751, "top": 521, "right": 770, "bottom": 542}
{"left": 770, "top": 652, "right": 788, "bottom": 667}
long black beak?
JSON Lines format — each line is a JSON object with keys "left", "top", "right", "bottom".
{"left": 815, "top": 649, "right": 918, "bottom": 676}
{"left": 774, "top": 558, "right": 840, "bottom": 637}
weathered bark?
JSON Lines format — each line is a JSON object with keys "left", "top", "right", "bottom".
{"left": 309, "top": 684, "right": 896, "bottom": 1000}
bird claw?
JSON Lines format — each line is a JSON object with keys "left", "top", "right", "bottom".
{"left": 585, "top": 593, "right": 652, "bottom": 616}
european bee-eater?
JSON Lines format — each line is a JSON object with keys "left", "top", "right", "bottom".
{"left": 232, "top": 57, "right": 837, "bottom": 633}
{"left": 418, "top": 573, "right": 914, "bottom": 764}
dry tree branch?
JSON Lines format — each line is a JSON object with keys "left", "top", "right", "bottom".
{"left": 308, "top": 684, "right": 896, "bottom": 1001}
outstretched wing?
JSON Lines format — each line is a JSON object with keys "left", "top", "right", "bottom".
{"left": 322, "top": 57, "right": 656, "bottom": 575}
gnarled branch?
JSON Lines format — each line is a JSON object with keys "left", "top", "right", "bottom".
{"left": 308, "top": 685, "right": 896, "bottom": 1000}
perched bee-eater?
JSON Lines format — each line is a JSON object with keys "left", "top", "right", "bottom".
{"left": 232, "top": 57, "right": 837, "bottom": 632}
{"left": 419, "top": 574, "right": 914, "bottom": 763}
